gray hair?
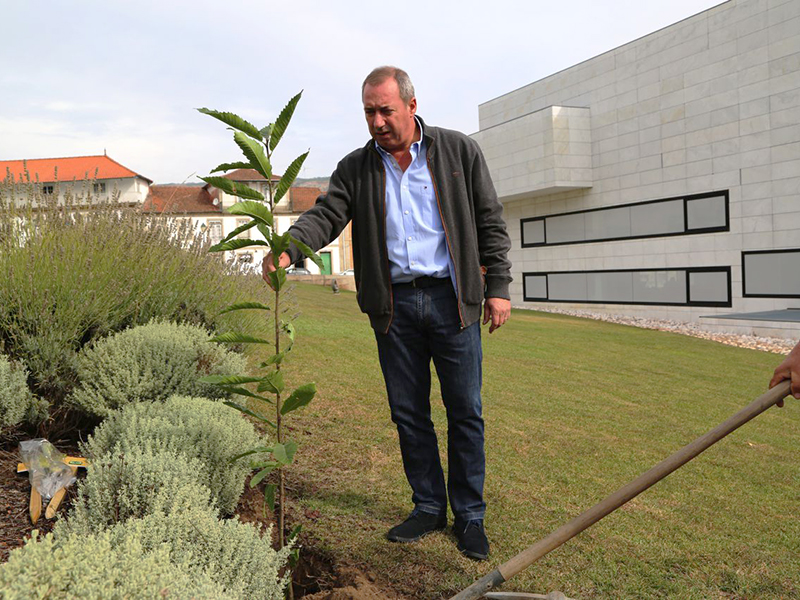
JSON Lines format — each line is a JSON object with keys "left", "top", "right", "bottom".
{"left": 362, "top": 66, "right": 415, "bottom": 104}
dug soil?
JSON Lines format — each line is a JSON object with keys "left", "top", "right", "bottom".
{"left": 1, "top": 437, "right": 406, "bottom": 599}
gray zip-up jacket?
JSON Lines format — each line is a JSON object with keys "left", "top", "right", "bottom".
{"left": 286, "top": 117, "right": 512, "bottom": 333}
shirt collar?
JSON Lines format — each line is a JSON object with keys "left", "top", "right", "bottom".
{"left": 374, "top": 117, "right": 424, "bottom": 157}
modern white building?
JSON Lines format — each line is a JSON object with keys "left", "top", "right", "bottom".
{"left": 473, "top": 0, "right": 800, "bottom": 338}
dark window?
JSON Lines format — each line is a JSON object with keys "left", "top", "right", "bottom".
{"left": 742, "top": 249, "right": 800, "bottom": 298}
{"left": 523, "top": 266, "right": 731, "bottom": 307}
{"left": 520, "top": 191, "right": 729, "bottom": 247}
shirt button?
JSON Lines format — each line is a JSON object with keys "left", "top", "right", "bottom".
{"left": 404, "top": 210, "right": 409, "bottom": 215}
{"left": 407, "top": 236, "right": 413, "bottom": 241}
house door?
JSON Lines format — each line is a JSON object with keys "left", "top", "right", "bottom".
{"left": 320, "top": 252, "right": 332, "bottom": 275}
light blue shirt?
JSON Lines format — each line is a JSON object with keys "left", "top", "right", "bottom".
{"left": 376, "top": 120, "right": 452, "bottom": 284}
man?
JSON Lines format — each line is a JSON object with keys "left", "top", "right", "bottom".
{"left": 264, "top": 66, "right": 512, "bottom": 560}
{"left": 770, "top": 340, "right": 800, "bottom": 405}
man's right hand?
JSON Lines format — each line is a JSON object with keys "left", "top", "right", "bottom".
{"left": 262, "top": 252, "right": 292, "bottom": 288}
{"left": 769, "top": 341, "right": 800, "bottom": 406}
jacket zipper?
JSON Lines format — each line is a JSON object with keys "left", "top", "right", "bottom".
{"left": 427, "top": 146, "right": 466, "bottom": 329}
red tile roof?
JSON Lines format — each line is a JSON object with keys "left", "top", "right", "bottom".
{"left": 291, "top": 186, "right": 322, "bottom": 212}
{"left": 221, "top": 169, "right": 280, "bottom": 182}
{"left": 142, "top": 185, "right": 220, "bottom": 214}
{"left": 0, "top": 155, "right": 152, "bottom": 184}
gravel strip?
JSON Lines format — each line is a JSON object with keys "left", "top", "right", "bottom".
{"left": 528, "top": 307, "right": 797, "bottom": 355}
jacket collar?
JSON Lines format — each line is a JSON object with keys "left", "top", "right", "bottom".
{"left": 364, "top": 115, "right": 437, "bottom": 158}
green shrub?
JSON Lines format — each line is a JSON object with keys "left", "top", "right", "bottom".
{"left": 0, "top": 530, "right": 234, "bottom": 600}
{"left": 82, "top": 395, "right": 265, "bottom": 513}
{"left": 0, "top": 354, "right": 34, "bottom": 427}
{"left": 0, "top": 187, "right": 271, "bottom": 411}
{"left": 103, "top": 508, "right": 291, "bottom": 600}
{"left": 57, "top": 447, "right": 216, "bottom": 536}
{"left": 69, "top": 321, "right": 247, "bottom": 418}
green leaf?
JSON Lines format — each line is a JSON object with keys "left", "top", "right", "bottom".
{"left": 271, "top": 442, "right": 294, "bottom": 465}
{"left": 264, "top": 483, "right": 277, "bottom": 510}
{"left": 257, "top": 370, "right": 285, "bottom": 394}
{"left": 209, "top": 239, "right": 269, "bottom": 253}
{"left": 269, "top": 92, "right": 302, "bottom": 152}
{"left": 284, "top": 440, "right": 298, "bottom": 462}
{"left": 290, "top": 235, "right": 324, "bottom": 269}
{"left": 257, "top": 223, "right": 272, "bottom": 241}
{"left": 282, "top": 321, "right": 296, "bottom": 346}
{"left": 281, "top": 383, "right": 317, "bottom": 415}
{"left": 222, "top": 386, "right": 274, "bottom": 404}
{"left": 228, "top": 200, "right": 274, "bottom": 228}
{"left": 210, "top": 331, "right": 272, "bottom": 344}
{"left": 267, "top": 268, "right": 286, "bottom": 292}
{"left": 274, "top": 151, "right": 309, "bottom": 204}
{"left": 199, "top": 374, "right": 263, "bottom": 385}
{"left": 260, "top": 124, "right": 273, "bottom": 141}
{"left": 230, "top": 446, "right": 273, "bottom": 463}
{"left": 197, "top": 108, "right": 262, "bottom": 139}
{"left": 218, "top": 301, "right": 272, "bottom": 315}
{"left": 200, "top": 176, "right": 264, "bottom": 201}
{"left": 270, "top": 231, "right": 292, "bottom": 258}
{"left": 219, "top": 219, "right": 257, "bottom": 243}
{"left": 233, "top": 131, "right": 272, "bottom": 181}
{"left": 223, "top": 401, "right": 277, "bottom": 428}
{"left": 252, "top": 464, "right": 276, "bottom": 486}
{"left": 210, "top": 161, "right": 252, "bottom": 173}
{"left": 288, "top": 524, "right": 302, "bottom": 541}
{"left": 261, "top": 352, "right": 285, "bottom": 367}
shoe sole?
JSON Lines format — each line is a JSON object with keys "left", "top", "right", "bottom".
{"left": 386, "top": 526, "right": 446, "bottom": 543}
{"left": 457, "top": 546, "right": 489, "bottom": 561}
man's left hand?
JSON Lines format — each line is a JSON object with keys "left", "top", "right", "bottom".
{"left": 483, "top": 298, "right": 511, "bottom": 334}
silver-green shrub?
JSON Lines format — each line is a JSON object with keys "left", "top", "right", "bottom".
{"left": 57, "top": 446, "right": 216, "bottom": 536}
{"left": 69, "top": 320, "right": 247, "bottom": 418}
{"left": 0, "top": 530, "right": 234, "bottom": 600}
{"left": 104, "top": 508, "right": 291, "bottom": 600}
{"left": 0, "top": 354, "right": 34, "bottom": 427}
{"left": 81, "top": 395, "right": 265, "bottom": 514}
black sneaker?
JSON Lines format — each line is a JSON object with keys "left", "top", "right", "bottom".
{"left": 454, "top": 519, "right": 489, "bottom": 560}
{"left": 386, "top": 511, "right": 446, "bottom": 542}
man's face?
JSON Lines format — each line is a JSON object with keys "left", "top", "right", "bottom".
{"left": 362, "top": 77, "right": 417, "bottom": 154}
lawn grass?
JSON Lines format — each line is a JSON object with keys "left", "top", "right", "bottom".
{"left": 277, "top": 283, "right": 799, "bottom": 599}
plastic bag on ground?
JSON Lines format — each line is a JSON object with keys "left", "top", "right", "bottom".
{"left": 19, "top": 439, "right": 77, "bottom": 500}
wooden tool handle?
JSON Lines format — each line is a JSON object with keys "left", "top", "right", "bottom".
{"left": 449, "top": 380, "right": 792, "bottom": 600}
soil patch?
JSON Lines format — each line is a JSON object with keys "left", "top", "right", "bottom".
{"left": 236, "top": 479, "right": 406, "bottom": 599}
{"left": 0, "top": 439, "right": 81, "bottom": 562}
{"left": 1, "top": 437, "right": 405, "bottom": 598}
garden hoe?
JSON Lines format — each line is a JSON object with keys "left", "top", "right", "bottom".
{"left": 450, "top": 380, "right": 792, "bottom": 600}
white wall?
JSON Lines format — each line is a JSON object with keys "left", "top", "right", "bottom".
{"left": 475, "top": 0, "right": 800, "bottom": 338}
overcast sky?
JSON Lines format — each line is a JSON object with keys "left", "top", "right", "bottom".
{"left": 1, "top": 0, "right": 724, "bottom": 183}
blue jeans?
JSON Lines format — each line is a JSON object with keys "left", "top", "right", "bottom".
{"left": 374, "top": 281, "right": 485, "bottom": 522}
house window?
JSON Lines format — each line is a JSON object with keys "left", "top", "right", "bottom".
{"left": 520, "top": 191, "right": 729, "bottom": 248}
{"left": 93, "top": 182, "right": 106, "bottom": 194}
{"left": 207, "top": 220, "right": 223, "bottom": 245}
{"left": 523, "top": 267, "right": 731, "bottom": 307}
{"left": 236, "top": 218, "right": 250, "bottom": 239}
{"left": 42, "top": 185, "right": 54, "bottom": 195}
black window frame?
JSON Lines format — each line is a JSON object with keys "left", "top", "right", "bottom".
{"left": 520, "top": 190, "right": 730, "bottom": 248}
{"left": 522, "top": 266, "right": 732, "bottom": 307}
{"left": 742, "top": 248, "right": 800, "bottom": 299}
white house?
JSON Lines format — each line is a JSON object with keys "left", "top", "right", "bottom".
{"left": 0, "top": 154, "right": 152, "bottom": 206}
{"left": 143, "top": 169, "right": 351, "bottom": 275}
{"left": 472, "top": 0, "right": 800, "bottom": 339}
